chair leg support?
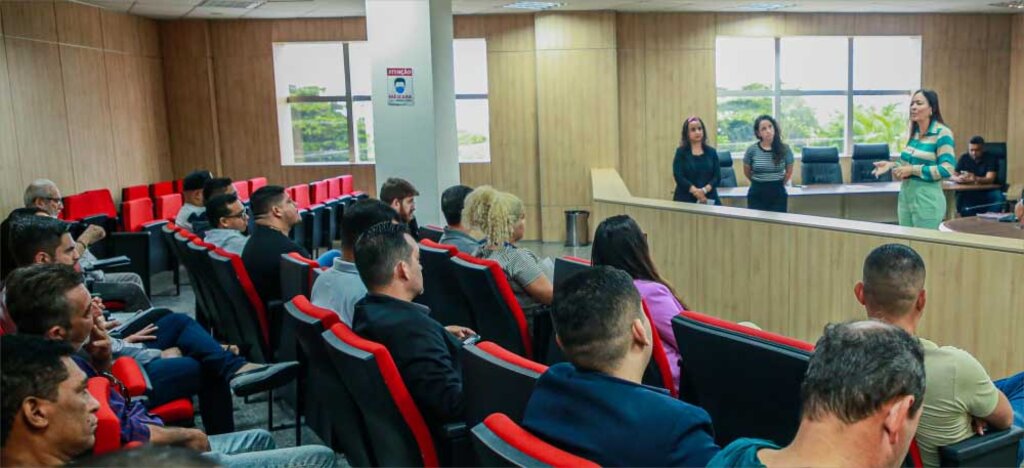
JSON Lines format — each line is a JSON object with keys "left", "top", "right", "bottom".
{"left": 267, "top": 388, "right": 273, "bottom": 433}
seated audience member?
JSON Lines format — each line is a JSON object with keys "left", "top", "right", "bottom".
{"left": 7, "top": 217, "right": 299, "bottom": 434}
{"left": 4, "top": 264, "right": 335, "bottom": 467}
{"left": 951, "top": 136, "right": 1002, "bottom": 216}
{"left": 464, "top": 186, "right": 553, "bottom": 331}
{"left": 176, "top": 170, "right": 213, "bottom": 232}
{"left": 191, "top": 177, "right": 236, "bottom": 236}
{"left": 854, "top": 244, "right": 1022, "bottom": 467}
{"left": 19, "top": 179, "right": 150, "bottom": 312}
{"left": 1, "top": 207, "right": 46, "bottom": 281}
{"left": 352, "top": 222, "right": 474, "bottom": 431}
{"left": 710, "top": 320, "right": 925, "bottom": 467}
{"left": 524, "top": 266, "right": 719, "bottom": 466}
{"left": 1, "top": 334, "right": 100, "bottom": 467}
{"left": 242, "top": 185, "right": 307, "bottom": 306}
{"left": 438, "top": 185, "right": 482, "bottom": 254}
{"left": 379, "top": 177, "right": 420, "bottom": 238}
{"left": 311, "top": 199, "right": 399, "bottom": 325}
{"left": 591, "top": 215, "right": 687, "bottom": 387}
{"left": 204, "top": 193, "right": 249, "bottom": 255}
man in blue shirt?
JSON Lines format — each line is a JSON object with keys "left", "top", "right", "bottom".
{"left": 709, "top": 320, "right": 925, "bottom": 468}
{"left": 522, "top": 266, "right": 720, "bottom": 466}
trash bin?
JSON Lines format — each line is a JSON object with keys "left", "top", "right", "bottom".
{"left": 564, "top": 210, "right": 590, "bottom": 247}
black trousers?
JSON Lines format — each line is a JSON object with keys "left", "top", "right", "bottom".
{"left": 748, "top": 180, "right": 788, "bottom": 213}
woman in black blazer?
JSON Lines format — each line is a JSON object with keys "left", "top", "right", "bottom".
{"left": 672, "top": 116, "right": 721, "bottom": 204}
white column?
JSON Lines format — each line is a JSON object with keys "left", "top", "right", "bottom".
{"left": 366, "top": 0, "right": 459, "bottom": 226}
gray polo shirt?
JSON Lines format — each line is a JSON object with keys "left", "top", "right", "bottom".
{"left": 438, "top": 227, "right": 483, "bottom": 255}
{"left": 310, "top": 258, "right": 366, "bottom": 326}
{"left": 204, "top": 228, "right": 249, "bottom": 255}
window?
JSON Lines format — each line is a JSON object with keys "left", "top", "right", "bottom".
{"left": 273, "top": 39, "right": 489, "bottom": 165}
{"left": 716, "top": 36, "right": 921, "bottom": 157}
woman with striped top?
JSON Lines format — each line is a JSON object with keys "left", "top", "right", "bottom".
{"left": 872, "top": 89, "right": 955, "bottom": 229}
{"left": 743, "top": 115, "right": 794, "bottom": 212}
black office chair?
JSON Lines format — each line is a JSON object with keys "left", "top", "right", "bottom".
{"left": 800, "top": 147, "right": 843, "bottom": 184}
{"left": 852, "top": 143, "right": 892, "bottom": 182}
{"left": 415, "top": 239, "right": 475, "bottom": 328}
{"left": 552, "top": 256, "right": 591, "bottom": 291}
{"left": 939, "top": 426, "right": 1024, "bottom": 467}
{"left": 461, "top": 342, "right": 546, "bottom": 428}
{"left": 718, "top": 150, "right": 738, "bottom": 188}
{"left": 984, "top": 142, "right": 1008, "bottom": 192}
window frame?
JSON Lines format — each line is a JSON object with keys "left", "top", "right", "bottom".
{"left": 716, "top": 35, "right": 921, "bottom": 156}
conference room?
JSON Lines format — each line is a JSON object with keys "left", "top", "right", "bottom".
{"left": 0, "top": 0, "right": 1022, "bottom": 466}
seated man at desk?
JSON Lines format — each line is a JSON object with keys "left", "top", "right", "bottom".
{"left": 951, "top": 136, "right": 1002, "bottom": 216}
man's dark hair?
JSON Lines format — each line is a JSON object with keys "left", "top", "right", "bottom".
{"left": 354, "top": 222, "right": 412, "bottom": 290}
{"left": 862, "top": 244, "right": 926, "bottom": 316}
{"left": 250, "top": 185, "right": 287, "bottom": 218}
{"left": 202, "top": 177, "right": 233, "bottom": 202}
{"left": 379, "top": 178, "right": 419, "bottom": 204}
{"left": 802, "top": 320, "right": 925, "bottom": 424}
{"left": 205, "top": 193, "right": 240, "bottom": 227}
{"left": 441, "top": 185, "right": 474, "bottom": 226}
{"left": 1, "top": 334, "right": 76, "bottom": 445}
{"left": 969, "top": 135, "right": 985, "bottom": 145}
{"left": 341, "top": 199, "right": 400, "bottom": 251}
{"left": 551, "top": 266, "right": 643, "bottom": 372}
{"left": 9, "top": 215, "right": 71, "bottom": 267}
{"left": 69, "top": 446, "right": 218, "bottom": 467}
{"left": 182, "top": 170, "right": 212, "bottom": 192}
{"left": 4, "top": 264, "right": 84, "bottom": 336}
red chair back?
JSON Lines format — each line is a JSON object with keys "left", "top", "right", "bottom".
{"left": 121, "top": 198, "right": 154, "bottom": 232}
{"left": 173, "top": 179, "right": 184, "bottom": 193}
{"left": 87, "top": 377, "right": 122, "bottom": 455}
{"left": 121, "top": 184, "right": 149, "bottom": 202}
{"left": 155, "top": 193, "right": 183, "bottom": 221}
{"left": 311, "top": 180, "right": 330, "bottom": 204}
{"left": 324, "top": 322, "right": 439, "bottom": 467}
{"left": 249, "top": 177, "right": 267, "bottom": 194}
{"left": 233, "top": 181, "right": 251, "bottom": 202}
{"left": 463, "top": 341, "right": 547, "bottom": 427}
{"left": 339, "top": 175, "right": 354, "bottom": 195}
{"left": 680, "top": 310, "right": 814, "bottom": 352}
{"left": 450, "top": 252, "right": 533, "bottom": 358}
{"left": 62, "top": 189, "right": 117, "bottom": 221}
{"left": 327, "top": 178, "right": 342, "bottom": 199}
{"left": 642, "top": 300, "right": 677, "bottom": 397}
{"left": 288, "top": 184, "right": 312, "bottom": 210}
{"left": 150, "top": 181, "right": 174, "bottom": 199}
{"left": 471, "top": 413, "right": 600, "bottom": 468}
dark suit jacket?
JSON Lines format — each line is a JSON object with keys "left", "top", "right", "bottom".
{"left": 241, "top": 224, "right": 309, "bottom": 306}
{"left": 523, "top": 362, "right": 720, "bottom": 467}
{"left": 352, "top": 293, "right": 464, "bottom": 429}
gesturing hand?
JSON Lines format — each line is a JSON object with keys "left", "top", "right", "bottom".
{"left": 84, "top": 315, "right": 113, "bottom": 370}
{"left": 445, "top": 325, "right": 476, "bottom": 340}
{"left": 124, "top": 323, "right": 159, "bottom": 343}
{"left": 872, "top": 161, "right": 893, "bottom": 178}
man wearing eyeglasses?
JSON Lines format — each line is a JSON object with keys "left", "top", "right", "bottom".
{"left": 203, "top": 194, "right": 250, "bottom": 255}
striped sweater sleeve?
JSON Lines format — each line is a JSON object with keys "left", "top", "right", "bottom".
{"left": 917, "top": 128, "right": 956, "bottom": 181}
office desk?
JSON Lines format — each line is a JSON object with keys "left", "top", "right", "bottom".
{"left": 718, "top": 182, "right": 1000, "bottom": 222}
{"left": 940, "top": 216, "right": 1024, "bottom": 240}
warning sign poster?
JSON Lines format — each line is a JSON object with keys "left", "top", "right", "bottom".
{"left": 387, "top": 67, "right": 414, "bottom": 106}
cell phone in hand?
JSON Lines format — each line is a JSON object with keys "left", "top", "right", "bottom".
{"left": 462, "top": 334, "right": 482, "bottom": 346}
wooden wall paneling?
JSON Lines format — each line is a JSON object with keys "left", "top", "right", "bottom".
{"left": 644, "top": 13, "right": 715, "bottom": 50}
{"left": 617, "top": 48, "right": 646, "bottom": 197}
{"left": 455, "top": 14, "right": 535, "bottom": 52}
{"left": 210, "top": 20, "right": 271, "bottom": 58}
{"left": 0, "top": 35, "right": 25, "bottom": 216}
{"left": 782, "top": 13, "right": 857, "bottom": 36}
{"left": 54, "top": 0, "right": 102, "bottom": 48}
{"left": 853, "top": 14, "right": 922, "bottom": 36}
{"left": 143, "top": 57, "right": 171, "bottom": 181}
{"left": 715, "top": 13, "right": 784, "bottom": 37}
{"left": 159, "top": 20, "right": 211, "bottom": 60}
{"left": 60, "top": 45, "right": 116, "bottom": 193}
{"left": 105, "top": 52, "right": 137, "bottom": 189}
{"left": 159, "top": 20, "right": 220, "bottom": 178}
{"left": 535, "top": 11, "right": 616, "bottom": 50}
{"left": 0, "top": 1, "right": 57, "bottom": 41}
{"left": 983, "top": 49, "right": 1011, "bottom": 140}
{"left": 212, "top": 55, "right": 283, "bottom": 184}
{"left": 615, "top": 13, "right": 644, "bottom": 50}
{"left": 459, "top": 162, "right": 491, "bottom": 188}
{"left": 5, "top": 38, "right": 74, "bottom": 192}
{"left": 137, "top": 18, "right": 160, "bottom": 58}
{"left": 100, "top": 9, "right": 139, "bottom": 54}
{"left": 1008, "top": 14, "right": 1024, "bottom": 185}
{"left": 486, "top": 51, "right": 538, "bottom": 206}
{"left": 271, "top": 17, "right": 366, "bottom": 42}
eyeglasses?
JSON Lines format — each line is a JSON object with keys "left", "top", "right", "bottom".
{"left": 41, "top": 197, "right": 62, "bottom": 204}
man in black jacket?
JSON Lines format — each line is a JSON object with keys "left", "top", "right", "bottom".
{"left": 351, "top": 222, "right": 474, "bottom": 430}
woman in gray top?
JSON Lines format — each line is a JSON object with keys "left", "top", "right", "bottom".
{"left": 743, "top": 115, "right": 794, "bottom": 213}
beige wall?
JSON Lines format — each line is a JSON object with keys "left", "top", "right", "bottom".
{"left": 0, "top": 0, "right": 170, "bottom": 217}
{"left": 157, "top": 11, "right": 1021, "bottom": 241}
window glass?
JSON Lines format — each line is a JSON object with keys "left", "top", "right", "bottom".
{"left": 854, "top": 37, "right": 921, "bottom": 90}
{"left": 716, "top": 37, "right": 775, "bottom": 93}
{"left": 780, "top": 37, "right": 847, "bottom": 90}
{"left": 780, "top": 96, "right": 846, "bottom": 155}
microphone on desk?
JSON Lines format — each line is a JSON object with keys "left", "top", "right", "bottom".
{"left": 963, "top": 202, "right": 1007, "bottom": 212}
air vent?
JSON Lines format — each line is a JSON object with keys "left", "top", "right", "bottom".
{"left": 503, "top": 2, "right": 565, "bottom": 11}
{"left": 198, "top": 0, "right": 266, "bottom": 9}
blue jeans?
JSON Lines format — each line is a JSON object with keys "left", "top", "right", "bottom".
{"left": 203, "top": 429, "right": 336, "bottom": 467}
{"left": 144, "top": 313, "right": 248, "bottom": 434}
{"left": 994, "top": 371, "right": 1023, "bottom": 466}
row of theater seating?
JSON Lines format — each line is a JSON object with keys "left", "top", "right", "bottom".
{"left": 284, "top": 175, "right": 366, "bottom": 255}
{"left": 279, "top": 236, "right": 1019, "bottom": 467}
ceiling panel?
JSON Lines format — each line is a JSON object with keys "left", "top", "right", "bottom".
{"left": 129, "top": 3, "right": 198, "bottom": 18}
{"left": 185, "top": 6, "right": 250, "bottom": 18}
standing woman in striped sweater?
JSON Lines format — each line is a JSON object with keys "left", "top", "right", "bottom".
{"left": 743, "top": 115, "right": 794, "bottom": 212}
{"left": 872, "top": 89, "right": 955, "bottom": 229}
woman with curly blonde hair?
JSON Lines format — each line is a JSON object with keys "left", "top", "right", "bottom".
{"left": 463, "top": 186, "right": 553, "bottom": 328}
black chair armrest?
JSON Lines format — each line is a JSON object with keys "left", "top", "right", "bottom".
{"left": 105, "top": 232, "right": 153, "bottom": 295}
{"left": 939, "top": 426, "right": 1023, "bottom": 467}
{"left": 441, "top": 422, "right": 467, "bottom": 440}
{"left": 109, "top": 308, "right": 172, "bottom": 339}
{"left": 85, "top": 255, "right": 132, "bottom": 271}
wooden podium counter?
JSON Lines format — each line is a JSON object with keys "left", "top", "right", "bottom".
{"left": 592, "top": 168, "right": 1023, "bottom": 377}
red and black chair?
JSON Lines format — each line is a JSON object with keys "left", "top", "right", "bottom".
{"left": 416, "top": 240, "right": 475, "bottom": 328}
{"left": 121, "top": 184, "right": 149, "bottom": 203}
{"left": 552, "top": 256, "right": 591, "bottom": 291}
{"left": 462, "top": 341, "right": 547, "bottom": 428}
{"left": 62, "top": 188, "right": 118, "bottom": 233}
{"left": 280, "top": 252, "right": 322, "bottom": 302}
{"left": 232, "top": 180, "right": 251, "bottom": 203}
{"left": 470, "top": 413, "right": 599, "bottom": 468}
{"left": 155, "top": 193, "right": 182, "bottom": 222}
{"left": 287, "top": 184, "right": 324, "bottom": 255}
{"left": 903, "top": 428, "right": 1024, "bottom": 467}
{"left": 87, "top": 377, "right": 122, "bottom": 455}
{"left": 118, "top": 198, "right": 177, "bottom": 295}
{"left": 640, "top": 301, "right": 677, "bottom": 397}
{"left": 110, "top": 356, "right": 194, "bottom": 425}
{"left": 149, "top": 180, "right": 175, "bottom": 200}
{"left": 207, "top": 248, "right": 273, "bottom": 363}
{"left": 671, "top": 311, "right": 813, "bottom": 447}
{"left": 248, "top": 177, "right": 268, "bottom": 194}
{"left": 450, "top": 252, "right": 533, "bottom": 359}
{"left": 418, "top": 224, "right": 444, "bottom": 243}
{"left": 281, "top": 296, "right": 372, "bottom": 464}
{"left": 310, "top": 180, "right": 338, "bottom": 250}
{"left": 322, "top": 322, "right": 468, "bottom": 467}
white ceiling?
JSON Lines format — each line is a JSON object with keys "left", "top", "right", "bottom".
{"left": 72, "top": 0, "right": 1024, "bottom": 20}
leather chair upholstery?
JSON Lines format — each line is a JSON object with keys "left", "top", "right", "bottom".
{"left": 852, "top": 143, "right": 892, "bottom": 183}
{"left": 450, "top": 252, "right": 533, "bottom": 358}
{"left": 462, "top": 341, "right": 547, "bottom": 427}
{"left": 416, "top": 239, "right": 475, "bottom": 328}
{"left": 800, "top": 146, "right": 843, "bottom": 184}
{"left": 471, "top": 413, "right": 599, "bottom": 468}
{"left": 718, "top": 150, "right": 738, "bottom": 188}
{"left": 280, "top": 252, "right": 321, "bottom": 303}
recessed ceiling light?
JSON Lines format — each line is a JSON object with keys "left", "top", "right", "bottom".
{"left": 744, "top": 2, "right": 795, "bottom": 11}
{"left": 989, "top": 1, "right": 1024, "bottom": 8}
{"left": 198, "top": 0, "right": 266, "bottom": 9}
{"left": 502, "top": 1, "right": 565, "bottom": 11}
